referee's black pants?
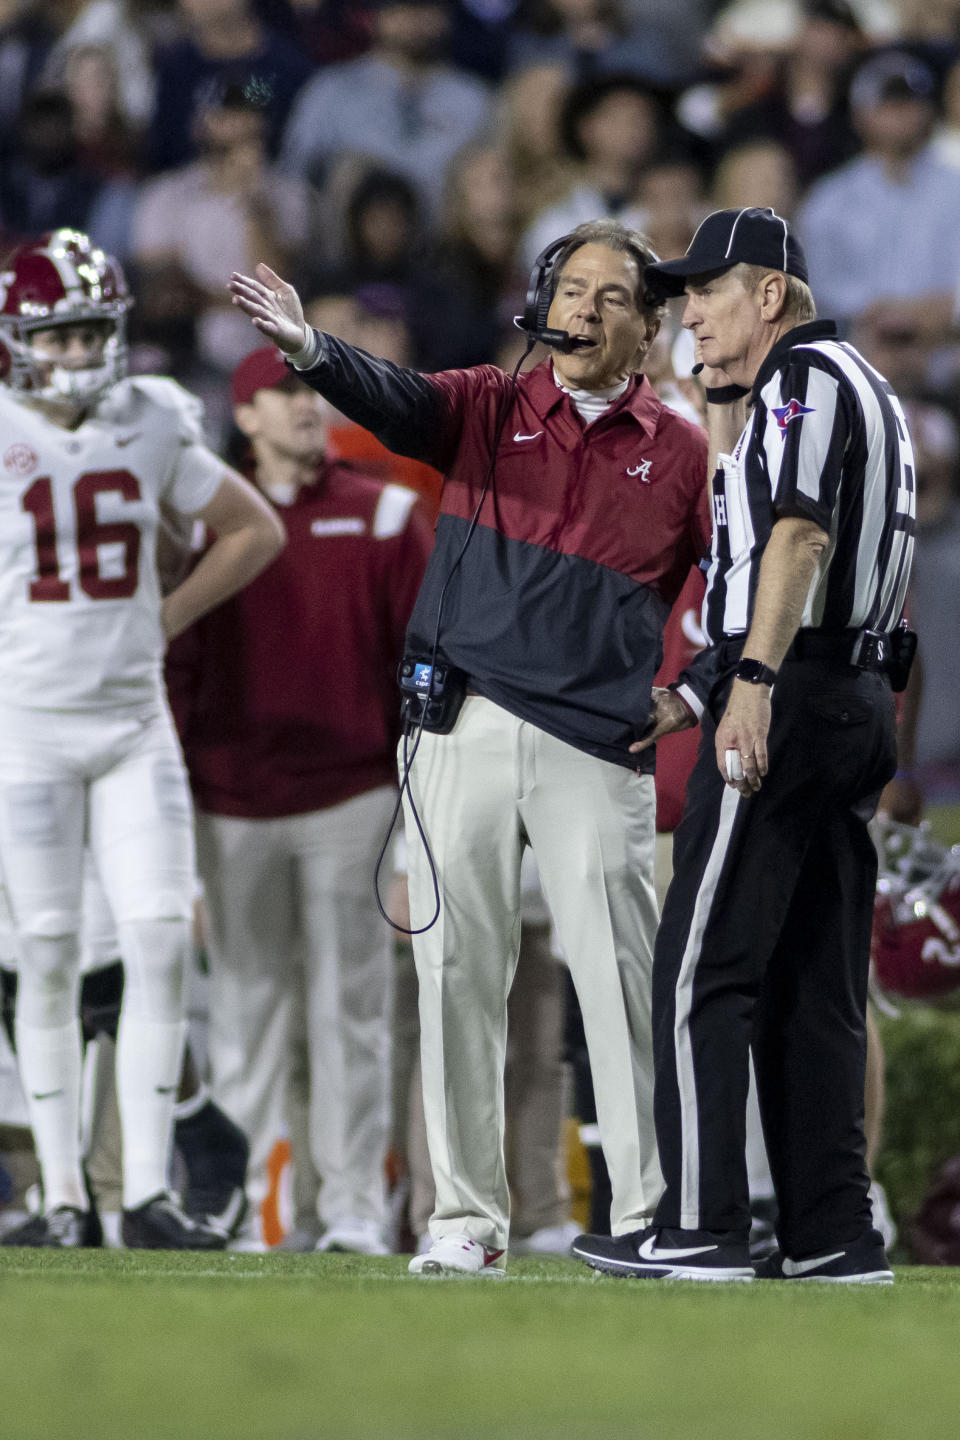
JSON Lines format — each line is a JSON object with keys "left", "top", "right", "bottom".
{"left": 651, "top": 652, "right": 896, "bottom": 1257}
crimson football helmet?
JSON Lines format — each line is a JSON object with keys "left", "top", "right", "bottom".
{"left": 871, "top": 819, "right": 960, "bottom": 1000}
{"left": 0, "top": 228, "right": 131, "bottom": 406}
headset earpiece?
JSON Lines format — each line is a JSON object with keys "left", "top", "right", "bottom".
{"left": 514, "top": 233, "right": 575, "bottom": 350}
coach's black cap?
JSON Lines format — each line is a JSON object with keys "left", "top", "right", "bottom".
{"left": 645, "top": 207, "right": 808, "bottom": 299}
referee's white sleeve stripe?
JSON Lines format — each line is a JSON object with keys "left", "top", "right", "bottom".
{"left": 794, "top": 367, "right": 840, "bottom": 505}
{"left": 675, "top": 683, "right": 704, "bottom": 720}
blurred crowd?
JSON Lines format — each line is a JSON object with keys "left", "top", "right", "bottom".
{"left": 1, "top": 0, "right": 959, "bottom": 777}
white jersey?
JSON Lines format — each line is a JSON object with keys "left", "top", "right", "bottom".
{"left": 0, "top": 376, "right": 224, "bottom": 711}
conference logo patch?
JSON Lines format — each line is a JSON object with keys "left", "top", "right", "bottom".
{"left": 771, "top": 398, "right": 814, "bottom": 438}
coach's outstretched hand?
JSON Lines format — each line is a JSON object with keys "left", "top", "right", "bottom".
{"left": 229, "top": 264, "right": 308, "bottom": 355}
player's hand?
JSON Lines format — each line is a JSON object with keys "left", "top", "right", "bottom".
{"left": 714, "top": 680, "right": 771, "bottom": 795}
{"left": 229, "top": 263, "right": 307, "bottom": 354}
{"left": 630, "top": 687, "right": 696, "bottom": 753}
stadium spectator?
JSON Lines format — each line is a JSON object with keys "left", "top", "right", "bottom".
{"left": 0, "top": 0, "right": 59, "bottom": 143}
{"left": 413, "top": 142, "right": 525, "bottom": 369}
{"left": 931, "top": 55, "right": 960, "bottom": 170}
{"left": 506, "top": 0, "right": 707, "bottom": 88}
{"left": 145, "top": 0, "right": 313, "bottom": 173}
{"left": 229, "top": 218, "right": 711, "bottom": 1276}
{"left": 497, "top": 62, "right": 575, "bottom": 229}
{"left": 798, "top": 50, "right": 960, "bottom": 338}
{"left": 170, "top": 346, "right": 432, "bottom": 1253}
{"left": 637, "top": 152, "right": 706, "bottom": 265}
{"left": 270, "top": 0, "right": 374, "bottom": 67}
{"left": 299, "top": 165, "right": 422, "bottom": 307}
{"left": 280, "top": 0, "right": 491, "bottom": 219}
{"left": 710, "top": 138, "right": 800, "bottom": 218}
{"left": 41, "top": 0, "right": 163, "bottom": 133}
{"left": 520, "top": 73, "right": 664, "bottom": 266}
{"left": 132, "top": 79, "right": 313, "bottom": 432}
{"left": 0, "top": 89, "right": 104, "bottom": 242}
{"left": 719, "top": 0, "right": 865, "bottom": 189}
{"left": 446, "top": 0, "right": 520, "bottom": 81}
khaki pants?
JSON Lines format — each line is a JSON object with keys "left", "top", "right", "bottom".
{"left": 403, "top": 697, "right": 661, "bottom": 1250}
{"left": 402, "top": 919, "right": 570, "bottom": 1241}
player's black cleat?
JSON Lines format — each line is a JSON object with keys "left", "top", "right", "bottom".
{"left": 121, "top": 1192, "right": 228, "bottom": 1250}
{"left": 1, "top": 1204, "right": 103, "bottom": 1248}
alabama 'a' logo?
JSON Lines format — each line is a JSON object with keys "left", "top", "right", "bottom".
{"left": 771, "top": 398, "right": 814, "bottom": 438}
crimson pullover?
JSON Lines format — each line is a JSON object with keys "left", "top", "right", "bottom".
{"left": 296, "top": 335, "right": 710, "bottom": 770}
{"left": 169, "top": 462, "right": 432, "bottom": 818}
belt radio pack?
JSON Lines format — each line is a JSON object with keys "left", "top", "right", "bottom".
{"left": 398, "top": 657, "right": 467, "bottom": 734}
{"left": 851, "top": 620, "right": 917, "bottom": 692}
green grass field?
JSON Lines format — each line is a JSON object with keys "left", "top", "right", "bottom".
{"left": 2, "top": 1250, "right": 960, "bottom": 1440}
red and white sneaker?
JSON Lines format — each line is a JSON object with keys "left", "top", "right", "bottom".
{"left": 408, "top": 1233, "right": 506, "bottom": 1276}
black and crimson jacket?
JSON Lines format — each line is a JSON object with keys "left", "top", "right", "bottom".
{"left": 297, "top": 333, "right": 710, "bottom": 771}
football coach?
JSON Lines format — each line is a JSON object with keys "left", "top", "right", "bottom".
{"left": 230, "top": 220, "right": 710, "bottom": 1276}
{"left": 574, "top": 207, "right": 917, "bottom": 1284}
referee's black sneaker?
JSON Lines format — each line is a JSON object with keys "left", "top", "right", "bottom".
{"left": 1, "top": 1204, "right": 103, "bottom": 1248}
{"left": 122, "top": 1192, "right": 228, "bottom": 1250}
{"left": 754, "top": 1229, "right": 893, "bottom": 1284}
{"left": 572, "top": 1225, "right": 754, "bottom": 1281}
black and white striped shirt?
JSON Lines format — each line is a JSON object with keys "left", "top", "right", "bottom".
{"left": 703, "top": 319, "right": 916, "bottom": 646}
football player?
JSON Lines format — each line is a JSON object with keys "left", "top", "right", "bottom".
{"left": 0, "top": 229, "right": 284, "bottom": 1249}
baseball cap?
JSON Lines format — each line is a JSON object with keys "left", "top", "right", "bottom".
{"left": 230, "top": 346, "right": 294, "bottom": 405}
{"left": 644, "top": 207, "right": 808, "bottom": 299}
{"left": 849, "top": 51, "right": 937, "bottom": 111}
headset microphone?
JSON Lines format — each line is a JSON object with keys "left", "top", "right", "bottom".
{"left": 511, "top": 318, "right": 590, "bottom": 353}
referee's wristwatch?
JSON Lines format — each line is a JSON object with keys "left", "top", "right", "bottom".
{"left": 735, "top": 657, "right": 778, "bottom": 686}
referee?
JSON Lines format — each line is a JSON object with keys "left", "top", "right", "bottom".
{"left": 574, "top": 207, "right": 916, "bottom": 1284}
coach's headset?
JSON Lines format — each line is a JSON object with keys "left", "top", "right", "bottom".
{"left": 376, "top": 228, "right": 663, "bottom": 934}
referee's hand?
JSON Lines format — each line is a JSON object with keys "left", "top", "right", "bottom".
{"left": 715, "top": 680, "right": 770, "bottom": 794}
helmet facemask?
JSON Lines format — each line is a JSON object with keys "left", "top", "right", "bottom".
{"left": 3, "top": 312, "right": 128, "bottom": 408}
{"left": 0, "top": 229, "right": 132, "bottom": 408}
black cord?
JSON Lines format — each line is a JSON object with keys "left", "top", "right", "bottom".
{"left": 373, "top": 340, "right": 536, "bottom": 935}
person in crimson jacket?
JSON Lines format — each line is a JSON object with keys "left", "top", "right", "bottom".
{"left": 168, "top": 346, "right": 432, "bottom": 1254}
{"left": 229, "top": 218, "right": 711, "bottom": 1275}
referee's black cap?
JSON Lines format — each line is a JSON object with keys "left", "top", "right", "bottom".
{"left": 644, "top": 208, "right": 808, "bottom": 300}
